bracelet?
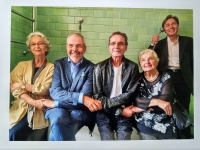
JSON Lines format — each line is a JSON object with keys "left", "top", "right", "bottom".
{"left": 21, "top": 84, "right": 26, "bottom": 91}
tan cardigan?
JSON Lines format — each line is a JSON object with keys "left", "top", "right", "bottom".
{"left": 10, "top": 60, "right": 54, "bottom": 130}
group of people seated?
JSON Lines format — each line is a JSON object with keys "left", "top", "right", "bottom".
{"left": 9, "top": 14, "right": 193, "bottom": 141}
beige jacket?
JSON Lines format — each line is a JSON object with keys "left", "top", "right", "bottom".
{"left": 10, "top": 60, "right": 54, "bottom": 129}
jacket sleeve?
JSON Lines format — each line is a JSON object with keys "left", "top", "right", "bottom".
{"left": 93, "top": 64, "right": 140, "bottom": 113}
{"left": 134, "top": 73, "right": 174, "bottom": 111}
{"left": 189, "top": 37, "right": 193, "bottom": 75}
{"left": 157, "top": 74, "right": 174, "bottom": 103}
{"left": 10, "top": 62, "right": 24, "bottom": 84}
{"left": 50, "top": 60, "right": 94, "bottom": 106}
{"left": 10, "top": 61, "right": 54, "bottom": 97}
{"left": 148, "top": 44, "right": 154, "bottom": 50}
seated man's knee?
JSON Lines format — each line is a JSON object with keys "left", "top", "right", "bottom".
{"left": 46, "top": 108, "right": 70, "bottom": 126}
{"left": 117, "top": 118, "right": 133, "bottom": 131}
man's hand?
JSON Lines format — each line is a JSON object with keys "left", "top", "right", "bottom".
{"left": 151, "top": 34, "right": 160, "bottom": 45}
{"left": 83, "top": 96, "right": 102, "bottom": 112}
{"left": 122, "top": 105, "right": 134, "bottom": 118}
{"left": 122, "top": 105, "right": 145, "bottom": 118}
{"left": 42, "top": 99, "right": 55, "bottom": 108}
{"left": 132, "top": 105, "right": 145, "bottom": 113}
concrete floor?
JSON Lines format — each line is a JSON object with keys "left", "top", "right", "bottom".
{"left": 76, "top": 126, "right": 140, "bottom": 141}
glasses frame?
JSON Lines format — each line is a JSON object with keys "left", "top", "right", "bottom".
{"left": 30, "top": 42, "right": 46, "bottom": 48}
{"left": 109, "top": 42, "right": 126, "bottom": 46}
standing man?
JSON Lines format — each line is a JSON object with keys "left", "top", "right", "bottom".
{"left": 93, "top": 31, "right": 140, "bottom": 140}
{"left": 149, "top": 14, "right": 193, "bottom": 139}
{"left": 42, "top": 33, "right": 102, "bottom": 141}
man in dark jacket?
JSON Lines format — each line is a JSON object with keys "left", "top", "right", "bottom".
{"left": 93, "top": 31, "right": 140, "bottom": 140}
{"left": 149, "top": 14, "right": 193, "bottom": 139}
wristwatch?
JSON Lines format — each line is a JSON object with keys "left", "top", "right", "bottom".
{"left": 21, "top": 84, "right": 26, "bottom": 90}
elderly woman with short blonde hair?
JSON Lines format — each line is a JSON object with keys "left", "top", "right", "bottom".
{"left": 122, "top": 49, "right": 176, "bottom": 140}
{"left": 9, "top": 31, "right": 54, "bottom": 141}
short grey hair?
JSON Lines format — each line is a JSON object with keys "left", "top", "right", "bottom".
{"left": 26, "top": 31, "right": 50, "bottom": 56}
{"left": 66, "top": 33, "right": 86, "bottom": 48}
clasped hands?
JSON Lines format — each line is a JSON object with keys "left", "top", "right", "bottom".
{"left": 83, "top": 96, "right": 102, "bottom": 112}
{"left": 122, "top": 105, "right": 145, "bottom": 118}
{"left": 40, "top": 96, "right": 102, "bottom": 112}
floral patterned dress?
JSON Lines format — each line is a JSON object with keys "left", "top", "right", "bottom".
{"left": 133, "top": 72, "right": 176, "bottom": 139}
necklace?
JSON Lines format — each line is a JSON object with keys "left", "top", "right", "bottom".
{"left": 144, "top": 70, "right": 159, "bottom": 82}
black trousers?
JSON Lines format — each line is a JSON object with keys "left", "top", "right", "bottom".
{"left": 168, "top": 70, "right": 192, "bottom": 139}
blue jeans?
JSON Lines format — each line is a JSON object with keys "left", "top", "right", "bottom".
{"left": 138, "top": 132, "right": 158, "bottom": 140}
{"left": 9, "top": 113, "right": 48, "bottom": 141}
{"left": 45, "top": 108, "right": 86, "bottom": 141}
{"left": 96, "top": 111, "right": 133, "bottom": 140}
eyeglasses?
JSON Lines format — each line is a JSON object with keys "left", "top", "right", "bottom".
{"left": 165, "top": 22, "right": 178, "bottom": 28}
{"left": 109, "top": 42, "right": 126, "bottom": 46}
{"left": 30, "top": 42, "right": 46, "bottom": 48}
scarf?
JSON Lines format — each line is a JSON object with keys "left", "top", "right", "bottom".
{"left": 27, "top": 59, "right": 47, "bottom": 128}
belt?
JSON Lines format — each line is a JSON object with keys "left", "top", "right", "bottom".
{"left": 167, "top": 69, "right": 181, "bottom": 72}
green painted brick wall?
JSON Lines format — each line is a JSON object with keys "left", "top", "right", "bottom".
{"left": 11, "top": 6, "right": 33, "bottom": 71}
{"left": 10, "top": 6, "right": 34, "bottom": 104}
{"left": 32, "top": 7, "right": 193, "bottom": 65}
{"left": 10, "top": 6, "right": 193, "bottom": 83}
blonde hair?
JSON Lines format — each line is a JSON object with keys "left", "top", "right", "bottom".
{"left": 138, "top": 49, "right": 159, "bottom": 65}
{"left": 26, "top": 31, "right": 50, "bottom": 56}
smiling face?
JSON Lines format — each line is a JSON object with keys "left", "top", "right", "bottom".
{"left": 66, "top": 34, "right": 86, "bottom": 64}
{"left": 29, "top": 35, "right": 47, "bottom": 57}
{"left": 109, "top": 34, "right": 127, "bottom": 58}
{"left": 139, "top": 52, "right": 158, "bottom": 72}
{"left": 163, "top": 18, "right": 179, "bottom": 37}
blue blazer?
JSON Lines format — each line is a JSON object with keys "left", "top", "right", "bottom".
{"left": 49, "top": 57, "right": 95, "bottom": 124}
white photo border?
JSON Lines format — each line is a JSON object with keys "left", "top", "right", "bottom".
{"left": 0, "top": 0, "right": 199, "bottom": 150}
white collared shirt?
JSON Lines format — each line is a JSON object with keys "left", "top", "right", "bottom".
{"left": 167, "top": 36, "right": 180, "bottom": 69}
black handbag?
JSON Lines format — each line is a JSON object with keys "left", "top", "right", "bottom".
{"left": 172, "top": 100, "right": 192, "bottom": 130}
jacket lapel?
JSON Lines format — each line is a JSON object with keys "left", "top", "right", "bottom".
{"left": 178, "top": 36, "right": 184, "bottom": 63}
{"left": 163, "top": 38, "right": 169, "bottom": 61}
{"left": 64, "top": 58, "right": 73, "bottom": 85}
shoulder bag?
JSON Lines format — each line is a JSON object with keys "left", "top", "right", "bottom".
{"left": 172, "top": 100, "right": 192, "bottom": 130}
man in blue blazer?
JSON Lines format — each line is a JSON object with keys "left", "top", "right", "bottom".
{"left": 43, "top": 33, "right": 102, "bottom": 141}
{"left": 149, "top": 14, "right": 193, "bottom": 139}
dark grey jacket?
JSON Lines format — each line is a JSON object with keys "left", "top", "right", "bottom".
{"left": 93, "top": 56, "right": 140, "bottom": 116}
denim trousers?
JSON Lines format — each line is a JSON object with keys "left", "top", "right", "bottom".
{"left": 96, "top": 111, "right": 133, "bottom": 140}
{"left": 9, "top": 113, "right": 48, "bottom": 141}
{"left": 45, "top": 107, "right": 86, "bottom": 141}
